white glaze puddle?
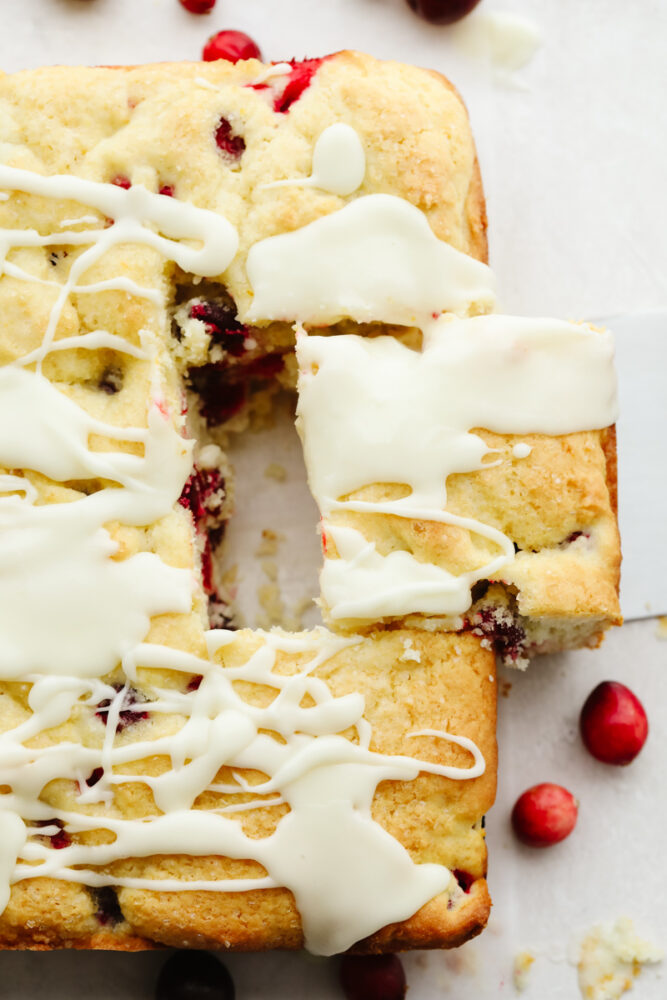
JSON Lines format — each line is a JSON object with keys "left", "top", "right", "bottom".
{"left": 262, "top": 123, "right": 366, "bottom": 196}
{"left": 246, "top": 193, "right": 496, "bottom": 324}
{"left": 0, "top": 149, "right": 488, "bottom": 954}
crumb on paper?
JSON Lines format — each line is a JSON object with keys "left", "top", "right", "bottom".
{"left": 261, "top": 559, "right": 278, "bottom": 582}
{"left": 400, "top": 637, "right": 421, "bottom": 663}
{"left": 656, "top": 616, "right": 667, "bottom": 639}
{"left": 256, "top": 582, "right": 286, "bottom": 630}
{"left": 254, "top": 528, "right": 285, "bottom": 558}
{"left": 573, "top": 917, "right": 663, "bottom": 1000}
{"left": 264, "top": 462, "right": 287, "bottom": 482}
{"left": 513, "top": 951, "right": 535, "bottom": 993}
{"left": 500, "top": 679, "right": 512, "bottom": 698}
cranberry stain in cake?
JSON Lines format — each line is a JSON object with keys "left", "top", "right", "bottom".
{"left": 178, "top": 465, "right": 233, "bottom": 627}
{"left": 188, "top": 353, "right": 285, "bottom": 426}
{"left": 273, "top": 58, "right": 328, "bottom": 113}
{"left": 468, "top": 606, "right": 527, "bottom": 666}
{"left": 188, "top": 299, "right": 249, "bottom": 357}
{"left": 93, "top": 887, "right": 124, "bottom": 927}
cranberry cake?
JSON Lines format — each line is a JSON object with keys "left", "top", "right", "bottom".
{"left": 0, "top": 52, "right": 506, "bottom": 954}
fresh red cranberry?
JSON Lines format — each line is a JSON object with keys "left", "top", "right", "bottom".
{"left": 96, "top": 685, "right": 148, "bottom": 731}
{"left": 406, "top": 0, "right": 481, "bottom": 24}
{"left": 111, "top": 175, "right": 131, "bottom": 189}
{"left": 273, "top": 58, "right": 324, "bottom": 113}
{"left": 214, "top": 117, "right": 246, "bottom": 162}
{"left": 511, "top": 783, "right": 578, "bottom": 847}
{"left": 339, "top": 955, "right": 406, "bottom": 1000}
{"left": 155, "top": 951, "right": 235, "bottom": 1000}
{"left": 179, "top": 0, "right": 215, "bottom": 12}
{"left": 159, "top": 184, "right": 175, "bottom": 197}
{"left": 580, "top": 681, "right": 648, "bottom": 765}
{"left": 202, "top": 29, "right": 262, "bottom": 63}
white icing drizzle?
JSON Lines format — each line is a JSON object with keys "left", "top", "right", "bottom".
{"left": 245, "top": 193, "right": 496, "bottom": 324}
{"left": 0, "top": 158, "right": 486, "bottom": 954}
{"left": 296, "top": 316, "right": 617, "bottom": 620}
{"left": 262, "top": 123, "right": 366, "bottom": 196}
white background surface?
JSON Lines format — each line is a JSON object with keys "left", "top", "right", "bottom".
{"left": 2, "top": 1, "right": 667, "bottom": 997}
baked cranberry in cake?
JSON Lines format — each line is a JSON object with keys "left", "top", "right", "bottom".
{"left": 159, "top": 184, "right": 175, "bottom": 197}
{"left": 339, "top": 955, "right": 407, "bottom": 1000}
{"left": 188, "top": 300, "right": 249, "bottom": 357}
{"left": 511, "top": 783, "right": 578, "bottom": 847}
{"left": 580, "top": 681, "right": 648, "bottom": 765}
{"left": 110, "top": 175, "right": 131, "bottom": 189}
{"left": 469, "top": 606, "right": 526, "bottom": 664}
{"left": 93, "top": 887, "right": 124, "bottom": 926}
{"left": 34, "top": 819, "right": 71, "bottom": 850}
{"left": 85, "top": 767, "right": 104, "bottom": 788}
{"left": 452, "top": 868, "right": 475, "bottom": 893}
{"left": 214, "top": 117, "right": 245, "bottom": 163}
{"left": 155, "top": 951, "right": 235, "bottom": 1000}
{"left": 95, "top": 684, "right": 148, "bottom": 730}
{"left": 98, "top": 366, "right": 123, "bottom": 395}
{"left": 273, "top": 58, "right": 325, "bottom": 113}
{"left": 188, "top": 354, "right": 285, "bottom": 427}
{"left": 202, "top": 29, "right": 262, "bottom": 64}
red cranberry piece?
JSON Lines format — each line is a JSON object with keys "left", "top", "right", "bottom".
{"left": 111, "top": 175, "right": 131, "bottom": 189}
{"left": 155, "top": 951, "right": 235, "bottom": 1000}
{"left": 159, "top": 184, "right": 175, "bottom": 197}
{"left": 86, "top": 767, "right": 104, "bottom": 788}
{"left": 406, "top": 0, "right": 481, "bottom": 24}
{"left": 189, "top": 301, "right": 248, "bottom": 356}
{"left": 339, "top": 955, "right": 406, "bottom": 1000}
{"left": 273, "top": 58, "right": 324, "bottom": 114}
{"left": 96, "top": 685, "right": 148, "bottom": 731}
{"left": 179, "top": 0, "right": 215, "bottom": 12}
{"left": 202, "top": 29, "right": 262, "bottom": 63}
{"left": 580, "top": 681, "right": 648, "bottom": 765}
{"left": 214, "top": 117, "right": 246, "bottom": 162}
{"left": 452, "top": 868, "right": 475, "bottom": 893}
{"left": 470, "top": 608, "right": 526, "bottom": 664}
{"left": 511, "top": 783, "right": 578, "bottom": 848}
{"left": 35, "top": 819, "right": 71, "bottom": 850}
{"left": 93, "top": 887, "right": 124, "bottom": 926}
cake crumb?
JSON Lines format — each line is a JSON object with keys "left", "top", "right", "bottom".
{"left": 501, "top": 680, "right": 513, "bottom": 698}
{"left": 400, "top": 638, "right": 421, "bottom": 663}
{"left": 513, "top": 950, "right": 535, "bottom": 992}
{"left": 573, "top": 917, "right": 663, "bottom": 1000}
{"left": 264, "top": 462, "right": 287, "bottom": 482}
{"left": 255, "top": 529, "right": 285, "bottom": 558}
{"left": 656, "top": 616, "right": 667, "bottom": 639}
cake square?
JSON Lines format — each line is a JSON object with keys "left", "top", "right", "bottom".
{"left": 296, "top": 318, "right": 620, "bottom": 666}
{"left": 0, "top": 52, "right": 500, "bottom": 954}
